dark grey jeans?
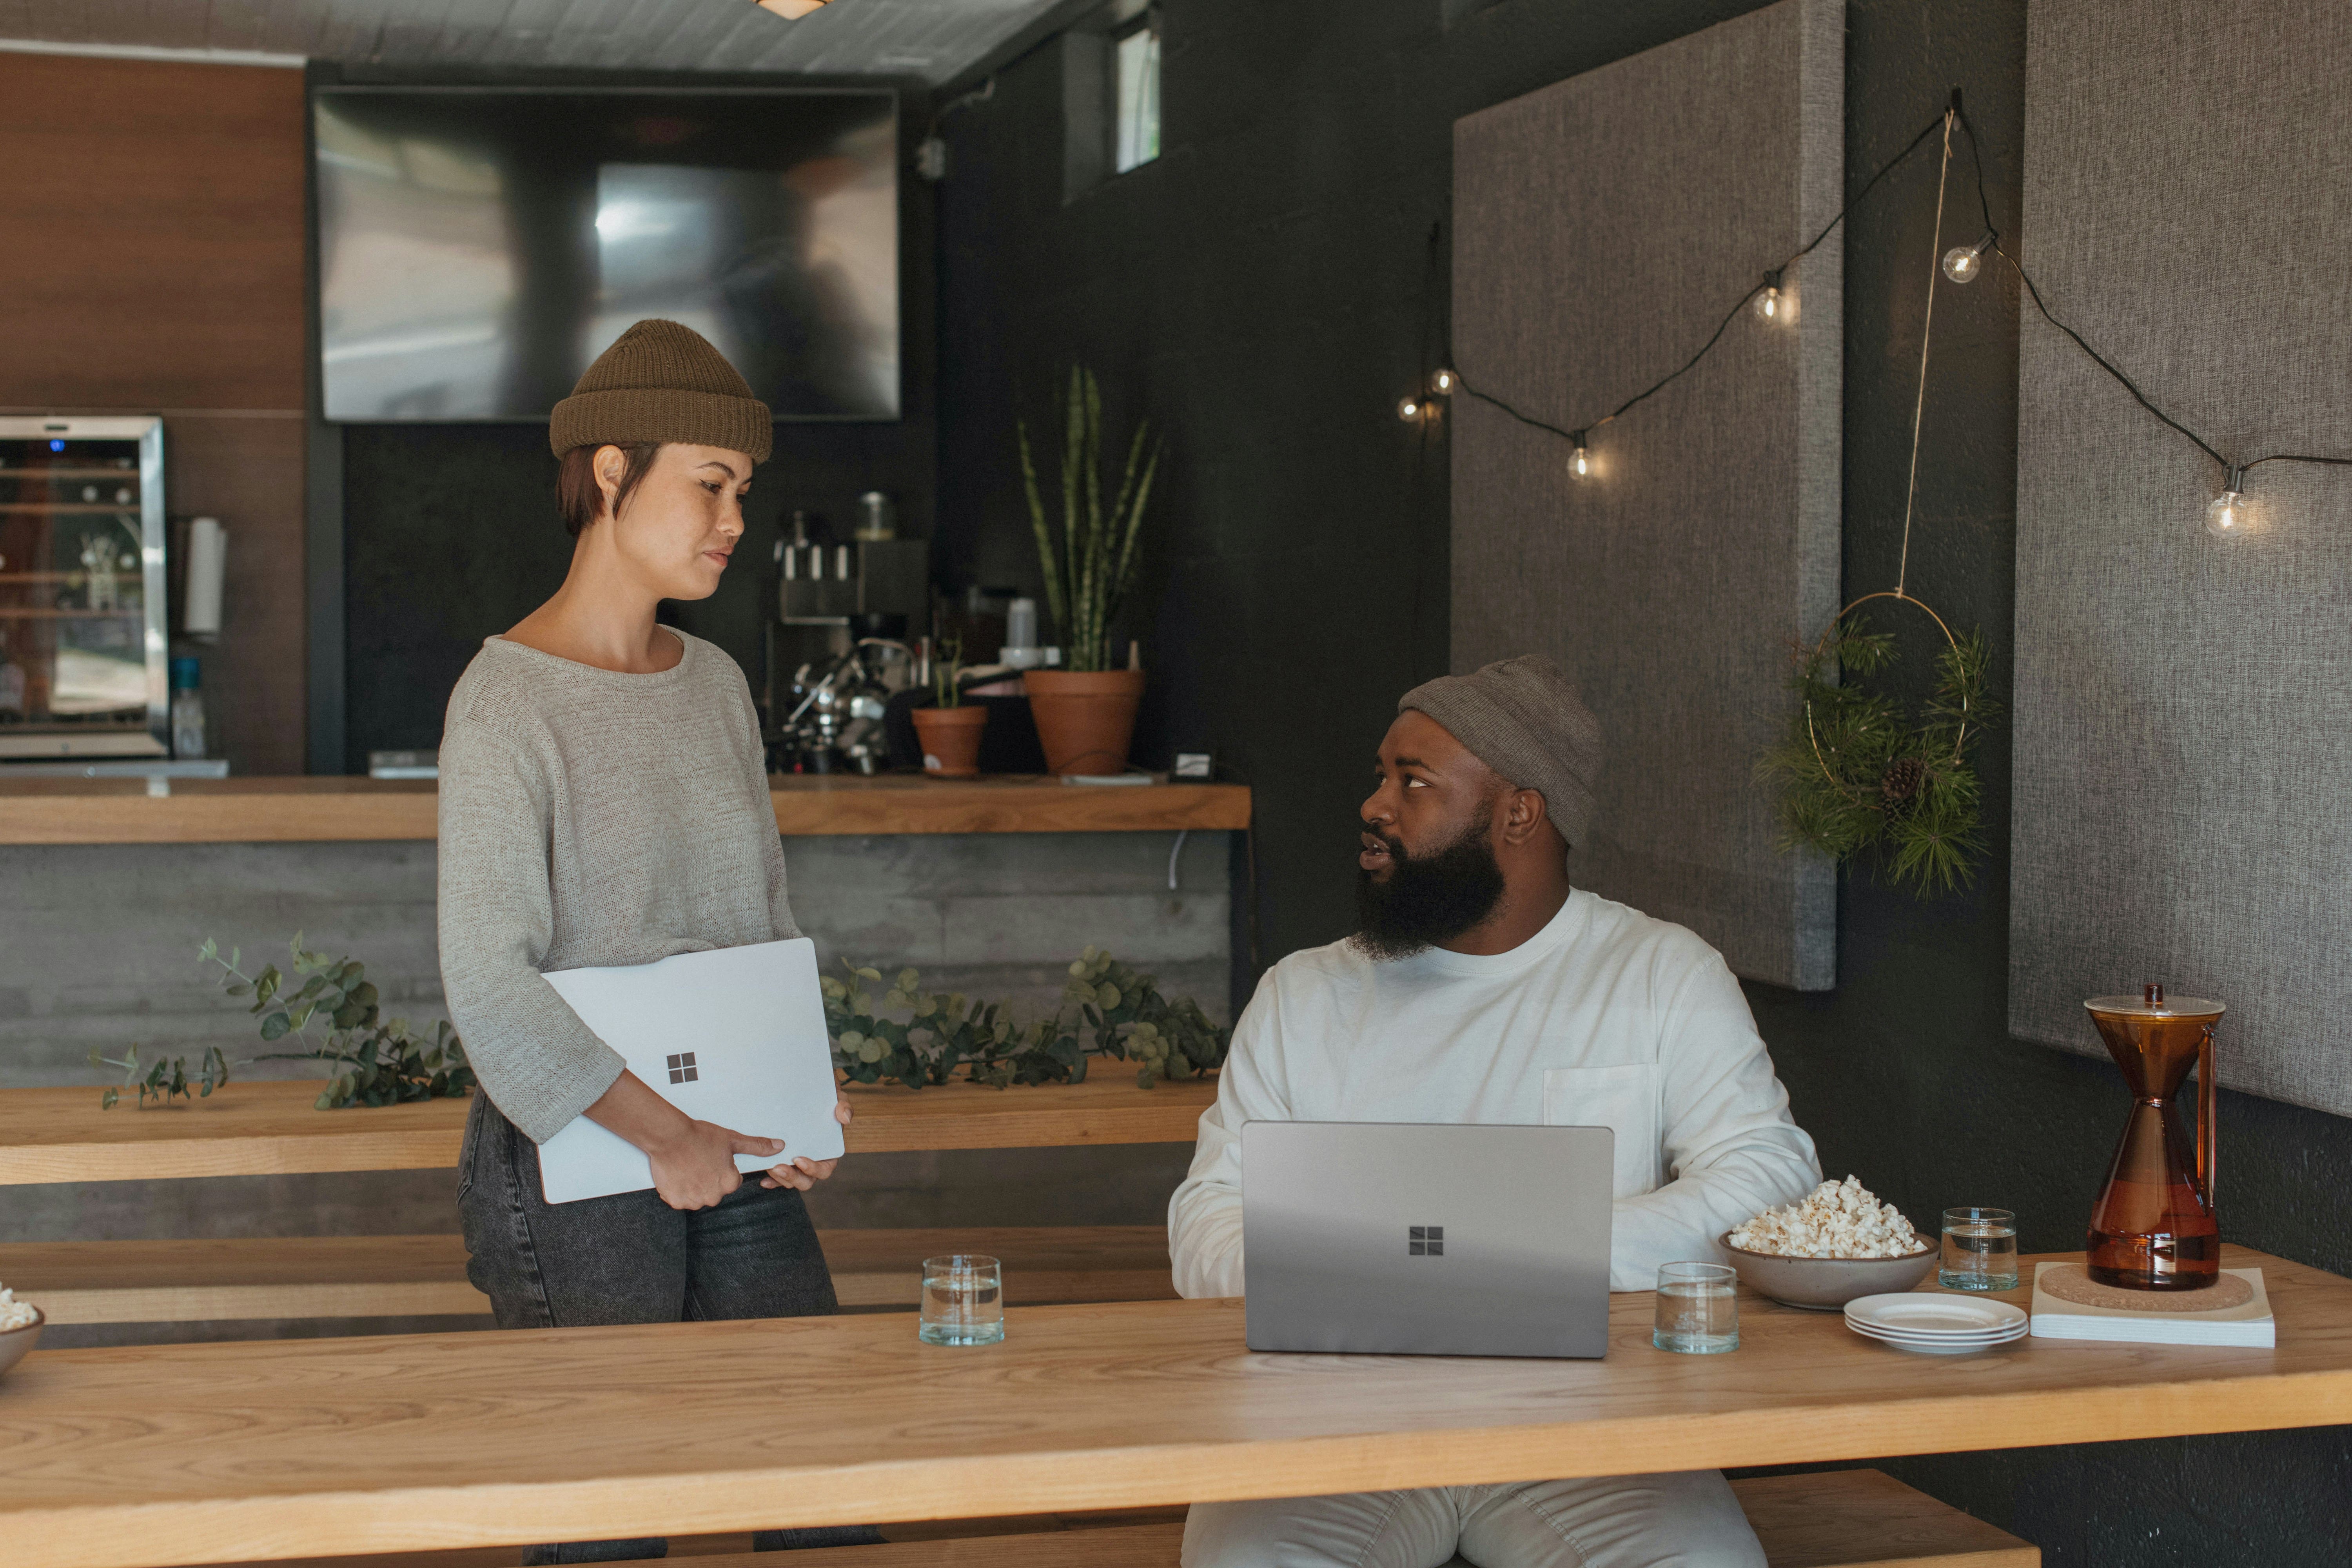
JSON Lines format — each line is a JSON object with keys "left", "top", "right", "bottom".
{"left": 457, "top": 1094, "right": 882, "bottom": 1563}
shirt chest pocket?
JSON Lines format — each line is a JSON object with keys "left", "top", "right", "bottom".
{"left": 1543, "top": 1063, "right": 1660, "bottom": 1200}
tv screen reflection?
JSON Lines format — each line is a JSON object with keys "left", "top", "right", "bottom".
{"left": 315, "top": 88, "right": 899, "bottom": 423}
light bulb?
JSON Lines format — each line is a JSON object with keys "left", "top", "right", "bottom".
{"left": 1430, "top": 368, "right": 1458, "bottom": 394}
{"left": 1570, "top": 440, "right": 1590, "bottom": 479}
{"left": 2205, "top": 466, "right": 2250, "bottom": 538}
{"left": 1942, "top": 229, "right": 1996, "bottom": 284}
{"left": 1753, "top": 285, "right": 1780, "bottom": 321}
{"left": 1397, "top": 396, "right": 1423, "bottom": 423}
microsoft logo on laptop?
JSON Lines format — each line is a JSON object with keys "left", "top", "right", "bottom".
{"left": 1408, "top": 1225, "right": 1445, "bottom": 1257}
{"left": 666, "top": 1052, "right": 699, "bottom": 1085}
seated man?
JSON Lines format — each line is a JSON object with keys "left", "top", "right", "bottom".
{"left": 1170, "top": 654, "right": 1821, "bottom": 1568}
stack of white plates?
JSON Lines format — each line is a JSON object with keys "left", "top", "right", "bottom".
{"left": 1844, "top": 1293, "right": 2028, "bottom": 1354}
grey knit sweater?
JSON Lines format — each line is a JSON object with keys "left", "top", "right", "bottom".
{"left": 436, "top": 630, "right": 797, "bottom": 1143}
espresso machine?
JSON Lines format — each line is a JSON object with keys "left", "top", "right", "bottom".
{"left": 771, "top": 638, "right": 920, "bottom": 774}
{"left": 764, "top": 508, "right": 930, "bottom": 771}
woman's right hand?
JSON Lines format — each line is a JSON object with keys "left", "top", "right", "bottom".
{"left": 645, "top": 1118, "right": 786, "bottom": 1210}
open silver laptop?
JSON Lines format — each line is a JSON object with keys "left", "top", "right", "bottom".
{"left": 1242, "top": 1122, "right": 1613, "bottom": 1358}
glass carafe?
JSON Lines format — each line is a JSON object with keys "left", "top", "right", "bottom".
{"left": 2083, "top": 984, "right": 2222, "bottom": 1290}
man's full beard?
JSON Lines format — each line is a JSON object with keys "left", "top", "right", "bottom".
{"left": 1352, "top": 818, "right": 1506, "bottom": 960}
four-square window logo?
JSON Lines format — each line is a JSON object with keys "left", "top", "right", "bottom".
{"left": 666, "top": 1052, "right": 699, "bottom": 1085}
{"left": 1408, "top": 1225, "right": 1445, "bottom": 1257}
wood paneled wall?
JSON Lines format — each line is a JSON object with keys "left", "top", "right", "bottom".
{"left": 0, "top": 51, "right": 309, "bottom": 776}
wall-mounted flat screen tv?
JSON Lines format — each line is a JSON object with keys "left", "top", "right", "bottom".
{"left": 314, "top": 87, "right": 898, "bottom": 423}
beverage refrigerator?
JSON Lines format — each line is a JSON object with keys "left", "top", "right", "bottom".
{"left": 0, "top": 416, "right": 169, "bottom": 759}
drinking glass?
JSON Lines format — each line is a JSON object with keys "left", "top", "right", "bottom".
{"left": 1940, "top": 1207, "right": 2020, "bottom": 1291}
{"left": 919, "top": 1254, "right": 1004, "bottom": 1346}
{"left": 1653, "top": 1261, "right": 1739, "bottom": 1354}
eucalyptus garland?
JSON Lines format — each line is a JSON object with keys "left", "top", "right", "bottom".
{"left": 826, "top": 948, "right": 1229, "bottom": 1091}
{"left": 1757, "top": 611, "right": 1995, "bottom": 897}
{"left": 93, "top": 936, "right": 477, "bottom": 1110}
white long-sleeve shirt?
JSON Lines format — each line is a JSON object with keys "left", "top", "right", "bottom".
{"left": 1169, "top": 887, "right": 1820, "bottom": 1296}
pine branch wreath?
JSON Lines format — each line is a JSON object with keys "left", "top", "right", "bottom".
{"left": 1757, "top": 599, "right": 1996, "bottom": 898}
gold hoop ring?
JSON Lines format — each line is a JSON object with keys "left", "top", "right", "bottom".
{"left": 1802, "top": 589, "right": 1971, "bottom": 800}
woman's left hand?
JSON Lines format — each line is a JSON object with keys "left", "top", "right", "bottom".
{"left": 760, "top": 1091, "right": 853, "bottom": 1191}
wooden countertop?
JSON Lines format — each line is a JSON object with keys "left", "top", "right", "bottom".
{"left": 0, "top": 774, "right": 1251, "bottom": 845}
{"left": 0, "top": 1076, "right": 1217, "bottom": 1185}
{"left": 5, "top": 1245, "right": 2345, "bottom": 1568}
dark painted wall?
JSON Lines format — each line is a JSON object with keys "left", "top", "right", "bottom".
{"left": 933, "top": 0, "right": 2352, "bottom": 1561}
{"left": 329, "top": 69, "right": 938, "bottom": 771}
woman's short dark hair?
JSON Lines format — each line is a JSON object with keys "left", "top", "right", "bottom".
{"left": 556, "top": 442, "right": 662, "bottom": 537}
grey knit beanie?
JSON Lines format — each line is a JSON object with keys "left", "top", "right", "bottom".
{"left": 1398, "top": 655, "right": 1603, "bottom": 848}
{"left": 549, "top": 319, "right": 772, "bottom": 463}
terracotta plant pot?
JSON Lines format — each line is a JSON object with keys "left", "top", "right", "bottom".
{"left": 910, "top": 704, "right": 989, "bottom": 777}
{"left": 1024, "top": 669, "right": 1147, "bottom": 776}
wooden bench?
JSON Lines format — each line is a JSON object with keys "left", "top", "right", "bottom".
{"left": 0, "top": 1075, "right": 1218, "bottom": 1185}
{"left": 0, "top": 1225, "right": 1178, "bottom": 1325}
{"left": 189, "top": 1472, "right": 2038, "bottom": 1568}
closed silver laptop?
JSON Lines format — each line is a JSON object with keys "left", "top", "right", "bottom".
{"left": 1242, "top": 1121, "right": 1613, "bottom": 1359}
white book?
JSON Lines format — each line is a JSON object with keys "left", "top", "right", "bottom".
{"left": 2028, "top": 1263, "right": 2274, "bottom": 1348}
{"left": 535, "top": 937, "right": 844, "bottom": 1205}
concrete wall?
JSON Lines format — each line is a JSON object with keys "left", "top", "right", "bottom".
{"left": 3, "top": 828, "right": 1227, "bottom": 1346}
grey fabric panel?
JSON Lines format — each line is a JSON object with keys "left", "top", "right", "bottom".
{"left": 1450, "top": 0, "right": 1842, "bottom": 991}
{"left": 2012, "top": 0, "right": 2352, "bottom": 1116}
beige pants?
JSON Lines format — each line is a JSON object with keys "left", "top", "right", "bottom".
{"left": 1181, "top": 1470, "right": 1766, "bottom": 1568}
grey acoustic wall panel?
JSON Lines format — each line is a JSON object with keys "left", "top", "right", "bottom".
{"left": 1451, "top": 0, "right": 1842, "bottom": 991}
{"left": 2011, "top": 0, "right": 2352, "bottom": 1117}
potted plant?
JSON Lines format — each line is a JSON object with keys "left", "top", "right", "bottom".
{"left": 1017, "top": 366, "right": 1162, "bottom": 775}
{"left": 909, "top": 635, "right": 987, "bottom": 776}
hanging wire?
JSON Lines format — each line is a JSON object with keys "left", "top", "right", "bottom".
{"left": 1950, "top": 101, "right": 2352, "bottom": 479}
{"left": 1445, "top": 89, "right": 2352, "bottom": 489}
{"left": 1804, "top": 110, "right": 1974, "bottom": 788}
{"left": 1449, "top": 109, "right": 1949, "bottom": 445}
{"left": 1896, "top": 109, "right": 1957, "bottom": 595}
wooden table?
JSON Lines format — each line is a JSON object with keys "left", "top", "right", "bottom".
{"left": 0, "top": 774, "right": 1252, "bottom": 844}
{"left": 5, "top": 1245, "right": 2345, "bottom": 1568}
{"left": 0, "top": 1076, "right": 1217, "bottom": 1185}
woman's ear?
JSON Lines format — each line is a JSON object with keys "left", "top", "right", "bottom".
{"left": 592, "top": 444, "right": 630, "bottom": 523}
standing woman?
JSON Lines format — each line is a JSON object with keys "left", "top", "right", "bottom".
{"left": 437, "top": 321, "right": 870, "bottom": 1562}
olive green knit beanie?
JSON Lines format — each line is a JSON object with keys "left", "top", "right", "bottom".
{"left": 548, "top": 319, "right": 772, "bottom": 463}
{"left": 1397, "top": 655, "right": 1604, "bottom": 849}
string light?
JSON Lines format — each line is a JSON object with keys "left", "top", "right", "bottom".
{"left": 2205, "top": 465, "right": 2249, "bottom": 538}
{"left": 1420, "top": 89, "right": 2348, "bottom": 538}
{"left": 1941, "top": 229, "right": 1993, "bottom": 283}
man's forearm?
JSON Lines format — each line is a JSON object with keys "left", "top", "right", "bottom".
{"left": 1608, "top": 1135, "right": 1820, "bottom": 1290}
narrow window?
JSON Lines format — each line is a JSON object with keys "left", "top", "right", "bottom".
{"left": 1112, "top": 15, "right": 1161, "bottom": 174}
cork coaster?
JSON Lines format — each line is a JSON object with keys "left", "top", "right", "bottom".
{"left": 2038, "top": 1263, "right": 2252, "bottom": 1313}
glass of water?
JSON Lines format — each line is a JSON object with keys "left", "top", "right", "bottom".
{"left": 919, "top": 1253, "right": 1005, "bottom": 1346}
{"left": 1653, "top": 1261, "right": 1739, "bottom": 1354}
{"left": 1940, "top": 1207, "right": 2020, "bottom": 1291}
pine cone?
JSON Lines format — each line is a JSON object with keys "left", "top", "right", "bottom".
{"left": 1879, "top": 756, "right": 1927, "bottom": 810}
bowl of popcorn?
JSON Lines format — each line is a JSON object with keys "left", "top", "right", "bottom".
{"left": 1720, "top": 1176, "right": 1936, "bottom": 1310}
{"left": 0, "top": 1284, "right": 42, "bottom": 1378}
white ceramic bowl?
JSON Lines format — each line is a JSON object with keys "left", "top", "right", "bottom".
{"left": 0, "top": 1307, "right": 44, "bottom": 1378}
{"left": 1719, "top": 1233, "right": 1937, "bottom": 1310}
